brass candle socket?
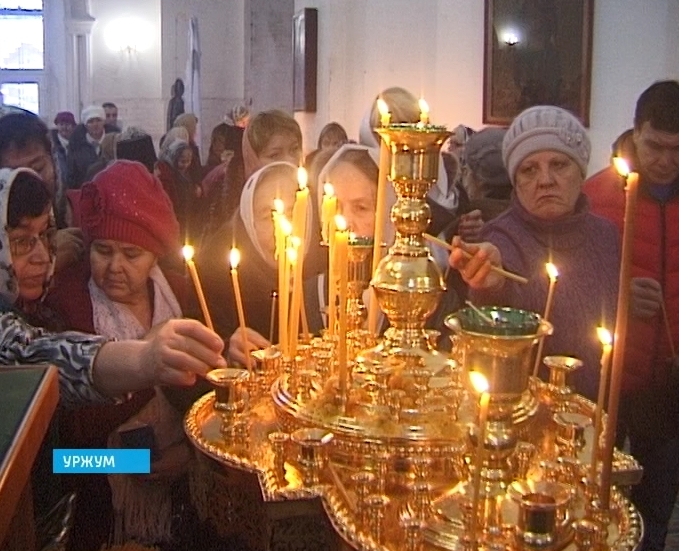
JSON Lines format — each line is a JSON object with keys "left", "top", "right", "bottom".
{"left": 268, "top": 431, "right": 290, "bottom": 481}
{"left": 509, "top": 479, "right": 573, "bottom": 548}
{"left": 543, "top": 355, "right": 583, "bottom": 406}
{"left": 365, "top": 493, "right": 390, "bottom": 545}
{"left": 206, "top": 368, "right": 250, "bottom": 445}
{"left": 553, "top": 411, "right": 592, "bottom": 459}
{"left": 290, "top": 427, "right": 334, "bottom": 487}
{"left": 401, "top": 515, "right": 425, "bottom": 551}
{"left": 352, "top": 470, "right": 376, "bottom": 529}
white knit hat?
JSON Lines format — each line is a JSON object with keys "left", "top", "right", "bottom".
{"left": 81, "top": 105, "right": 105, "bottom": 124}
{"left": 502, "top": 106, "right": 590, "bottom": 184}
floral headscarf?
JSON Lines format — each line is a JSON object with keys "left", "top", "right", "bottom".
{"left": 0, "top": 167, "right": 56, "bottom": 305}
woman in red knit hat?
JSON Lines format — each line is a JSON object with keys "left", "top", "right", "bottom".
{"left": 47, "top": 160, "right": 193, "bottom": 549}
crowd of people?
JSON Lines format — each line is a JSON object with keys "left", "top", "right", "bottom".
{"left": 0, "top": 79, "right": 677, "bottom": 551}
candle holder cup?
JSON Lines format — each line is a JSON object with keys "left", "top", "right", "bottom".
{"left": 290, "top": 427, "right": 334, "bottom": 487}
{"left": 206, "top": 367, "right": 250, "bottom": 446}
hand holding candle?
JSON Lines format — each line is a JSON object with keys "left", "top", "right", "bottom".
{"left": 590, "top": 326, "right": 612, "bottom": 483}
{"left": 182, "top": 245, "right": 214, "bottom": 331}
{"left": 532, "top": 262, "right": 559, "bottom": 378}
{"left": 229, "top": 248, "right": 252, "bottom": 372}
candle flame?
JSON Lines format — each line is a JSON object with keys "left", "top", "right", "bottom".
{"left": 286, "top": 247, "right": 297, "bottom": 264}
{"left": 182, "top": 245, "right": 195, "bottom": 262}
{"left": 280, "top": 217, "right": 292, "bottom": 236}
{"left": 597, "top": 326, "right": 612, "bottom": 346}
{"left": 297, "top": 166, "right": 308, "bottom": 190}
{"left": 335, "top": 214, "right": 347, "bottom": 232}
{"left": 546, "top": 262, "right": 559, "bottom": 281}
{"left": 323, "top": 182, "right": 334, "bottom": 197}
{"left": 418, "top": 98, "right": 429, "bottom": 114}
{"left": 229, "top": 248, "right": 240, "bottom": 269}
{"left": 613, "top": 156, "right": 631, "bottom": 178}
{"left": 469, "top": 371, "right": 489, "bottom": 394}
{"left": 377, "top": 98, "right": 389, "bottom": 117}
{"left": 273, "top": 198, "right": 284, "bottom": 214}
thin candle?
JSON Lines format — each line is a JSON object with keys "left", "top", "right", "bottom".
{"left": 327, "top": 209, "right": 338, "bottom": 335}
{"left": 321, "top": 182, "right": 337, "bottom": 244}
{"left": 229, "top": 248, "right": 252, "bottom": 372}
{"left": 590, "top": 326, "right": 612, "bottom": 483}
{"left": 601, "top": 158, "right": 640, "bottom": 508}
{"left": 336, "top": 215, "right": 349, "bottom": 396}
{"left": 288, "top": 168, "right": 309, "bottom": 356}
{"left": 468, "top": 371, "right": 490, "bottom": 548}
{"left": 278, "top": 217, "right": 292, "bottom": 356}
{"left": 182, "top": 245, "right": 214, "bottom": 331}
{"left": 368, "top": 99, "right": 392, "bottom": 336}
{"left": 532, "top": 262, "right": 559, "bottom": 378}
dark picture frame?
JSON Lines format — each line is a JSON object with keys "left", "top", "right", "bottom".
{"left": 483, "top": 0, "right": 594, "bottom": 126}
{"left": 292, "top": 8, "right": 318, "bottom": 113}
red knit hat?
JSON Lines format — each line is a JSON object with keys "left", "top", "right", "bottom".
{"left": 79, "top": 160, "right": 180, "bottom": 257}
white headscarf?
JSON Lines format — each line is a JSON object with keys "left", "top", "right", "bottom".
{"left": 239, "top": 161, "right": 314, "bottom": 267}
{"left": 317, "top": 143, "right": 397, "bottom": 246}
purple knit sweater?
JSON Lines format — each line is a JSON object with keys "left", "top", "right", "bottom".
{"left": 470, "top": 194, "right": 621, "bottom": 400}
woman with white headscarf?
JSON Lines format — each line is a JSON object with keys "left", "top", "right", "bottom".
{"left": 198, "top": 161, "right": 324, "bottom": 363}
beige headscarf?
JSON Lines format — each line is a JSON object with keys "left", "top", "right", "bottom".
{"left": 173, "top": 113, "right": 198, "bottom": 141}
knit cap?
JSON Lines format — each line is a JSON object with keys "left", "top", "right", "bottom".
{"left": 81, "top": 105, "right": 106, "bottom": 124}
{"left": 502, "top": 106, "right": 590, "bottom": 184}
{"left": 79, "top": 160, "right": 180, "bottom": 257}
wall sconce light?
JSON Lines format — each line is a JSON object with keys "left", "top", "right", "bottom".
{"left": 503, "top": 32, "right": 519, "bottom": 46}
{"left": 105, "top": 17, "right": 153, "bottom": 54}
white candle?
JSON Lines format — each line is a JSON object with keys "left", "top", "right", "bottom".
{"left": 468, "top": 371, "right": 490, "bottom": 548}
{"left": 590, "top": 326, "right": 612, "bottom": 483}
{"left": 182, "top": 245, "right": 214, "bottom": 331}
{"left": 532, "top": 262, "right": 559, "bottom": 377}
{"left": 229, "top": 248, "right": 251, "bottom": 372}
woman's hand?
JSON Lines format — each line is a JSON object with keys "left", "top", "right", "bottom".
{"left": 630, "top": 277, "right": 663, "bottom": 319}
{"left": 228, "top": 327, "right": 271, "bottom": 366}
{"left": 92, "top": 319, "right": 226, "bottom": 396}
{"left": 457, "top": 209, "right": 484, "bottom": 243}
{"left": 448, "top": 236, "right": 504, "bottom": 291}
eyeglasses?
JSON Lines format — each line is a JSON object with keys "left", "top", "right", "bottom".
{"left": 8, "top": 227, "right": 57, "bottom": 257}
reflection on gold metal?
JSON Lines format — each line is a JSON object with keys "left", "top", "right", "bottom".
{"left": 185, "top": 119, "right": 643, "bottom": 551}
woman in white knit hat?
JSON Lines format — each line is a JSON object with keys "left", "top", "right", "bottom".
{"left": 448, "top": 105, "right": 621, "bottom": 401}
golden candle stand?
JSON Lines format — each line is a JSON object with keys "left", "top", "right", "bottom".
{"left": 184, "top": 122, "right": 643, "bottom": 551}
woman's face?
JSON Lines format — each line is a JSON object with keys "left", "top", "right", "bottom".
{"left": 177, "top": 148, "right": 193, "bottom": 174}
{"left": 331, "top": 161, "right": 377, "bottom": 237}
{"left": 258, "top": 132, "right": 301, "bottom": 167}
{"left": 514, "top": 150, "right": 583, "bottom": 220}
{"left": 8, "top": 209, "right": 54, "bottom": 302}
{"left": 90, "top": 239, "right": 157, "bottom": 305}
{"left": 252, "top": 172, "right": 297, "bottom": 266}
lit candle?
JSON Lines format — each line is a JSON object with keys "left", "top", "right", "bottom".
{"left": 601, "top": 158, "right": 640, "bottom": 508}
{"left": 336, "top": 215, "right": 349, "bottom": 395}
{"left": 376, "top": 97, "right": 391, "bottom": 127}
{"left": 368, "top": 99, "right": 392, "bottom": 336}
{"left": 278, "top": 217, "right": 292, "bottom": 356}
{"left": 532, "top": 262, "right": 559, "bottom": 377}
{"left": 468, "top": 371, "right": 490, "bottom": 548}
{"left": 590, "top": 326, "right": 612, "bottom": 483}
{"left": 229, "top": 248, "right": 252, "bottom": 372}
{"left": 288, "top": 236, "right": 303, "bottom": 356}
{"left": 327, "top": 210, "right": 338, "bottom": 335}
{"left": 321, "top": 182, "right": 337, "bottom": 244}
{"left": 288, "top": 167, "right": 309, "bottom": 356}
{"left": 182, "top": 245, "right": 214, "bottom": 331}
{"left": 418, "top": 97, "right": 430, "bottom": 126}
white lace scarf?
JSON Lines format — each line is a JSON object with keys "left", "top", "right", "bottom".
{"left": 89, "top": 265, "right": 182, "bottom": 339}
